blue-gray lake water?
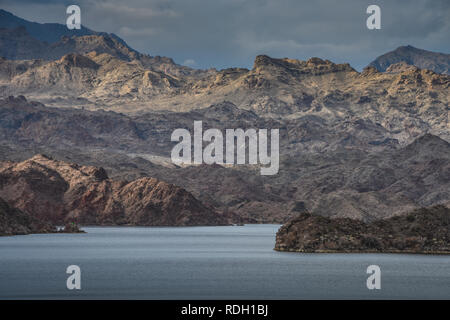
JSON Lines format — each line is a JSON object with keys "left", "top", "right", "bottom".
{"left": 0, "top": 225, "right": 449, "bottom": 299}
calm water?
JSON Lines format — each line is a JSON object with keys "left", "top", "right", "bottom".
{"left": 0, "top": 225, "right": 449, "bottom": 299}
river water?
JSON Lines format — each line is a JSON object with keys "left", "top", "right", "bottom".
{"left": 0, "top": 225, "right": 448, "bottom": 299}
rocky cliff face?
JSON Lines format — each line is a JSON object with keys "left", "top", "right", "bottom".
{"left": 369, "top": 45, "right": 450, "bottom": 75}
{"left": 275, "top": 205, "right": 450, "bottom": 254}
{"left": 0, "top": 196, "right": 55, "bottom": 236}
{"left": 0, "top": 155, "right": 231, "bottom": 226}
{"left": 0, "top": 26, "right": 142, "bottom": 61}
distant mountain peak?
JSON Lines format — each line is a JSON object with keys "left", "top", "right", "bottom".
{"left": 368, "top": 45, "right": 450, "bottom": 75}
{"left": 253, "top": 54, "right": 355, "bottom": 75}
{"left": 58, "top": 53, "right": 99, "bottom": 69}
{"left": 0, "top": 9, "right": 142, "bottom": 61}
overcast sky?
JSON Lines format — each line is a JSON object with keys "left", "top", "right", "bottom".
{"left": 1, "top": 0, "right": 449, "bottom": 70}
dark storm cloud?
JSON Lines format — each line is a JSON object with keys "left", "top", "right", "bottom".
{"left": 1, "top": 0, "right": 449, "bottom": 70}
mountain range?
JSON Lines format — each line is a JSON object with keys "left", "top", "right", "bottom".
{"left": 0, "top": 9, "right": 113, "bottom": 43}
{"left": 0, "top": 9, "right": 448, "bottom": 235}
{"left": 1, "top": 96, "right": 448, "bottom": 223}
{"left": 0, "top": 196, "right": 56, "bottom": 236}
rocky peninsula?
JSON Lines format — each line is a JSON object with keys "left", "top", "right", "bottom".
{"left": 275, "top": 206, "right": 450, "bottom": 254}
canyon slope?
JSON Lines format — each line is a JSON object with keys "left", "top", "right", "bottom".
{"left": 0, "top": 154, "right": 232, "bottom": 226}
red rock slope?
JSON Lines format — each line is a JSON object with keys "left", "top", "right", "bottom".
{"left": 0, "top": 154, "right": 230, "bottom": 226}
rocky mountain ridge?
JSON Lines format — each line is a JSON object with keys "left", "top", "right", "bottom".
{"left": 1, "top": 97, "right": 448, "bottom": 223}
{"left": 0, "top": 154, "right": 232, "bottom": 226}
{"left": 369, "top": 45, "right": 450, "bottom": 75}
{"left": 0, "top": 9, "right": 448, "bottom": 121}
{"left": 275, "top": 205, "right": 450, "bottom": 254}
{"left": 0, "top": 196, "right": 56, "bottom": 236}
{"left": 0, "top": 10, "right": 448, "bottom": 228}
{"left": 1, "top": 53, "right": 448, "bottom": 146}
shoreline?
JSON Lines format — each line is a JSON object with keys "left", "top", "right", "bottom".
{"left": 274, "top": 248, "right": 450, "bottom": 255}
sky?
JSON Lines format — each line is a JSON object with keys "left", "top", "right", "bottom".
{"left": 0, "top": 0, "right": 449, "bottom": 70}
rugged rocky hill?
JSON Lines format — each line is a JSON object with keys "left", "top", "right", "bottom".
{"left": 0, "top": 196, "right": 56, "bottom": 236}
{"left": 0, "top": 9, "right": 140, "bottom": 61}
{"left": 369, "top": 45, "right": 450, "bottom": 75}
{"left": 0, "top": 10, "right": 447, "bottom": 126}
{"left": 0, "top": 9, "right": 105, "bottom": 44}
{"left": 0, "top": 96, "right": 448, "bottom": 223}
{"left": 0, "top": 154, "right": 232, "bottom": 226}
{"left": 1, "top": 51, "right": 448, "bottom": 126}
{"left": 0, "top": 26, "right": 185, "bottom": 69}
{"left": 0, "top": 12, "right": 448, "bottom": 149}
{"left": 157, "top": 133, "right": 450, "bottom": 222}
{"left": 0, "top": 9, "right": 204, "bottom": 81}
{"left": 274, "top": 205, "right": 450, "bottom": 254}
